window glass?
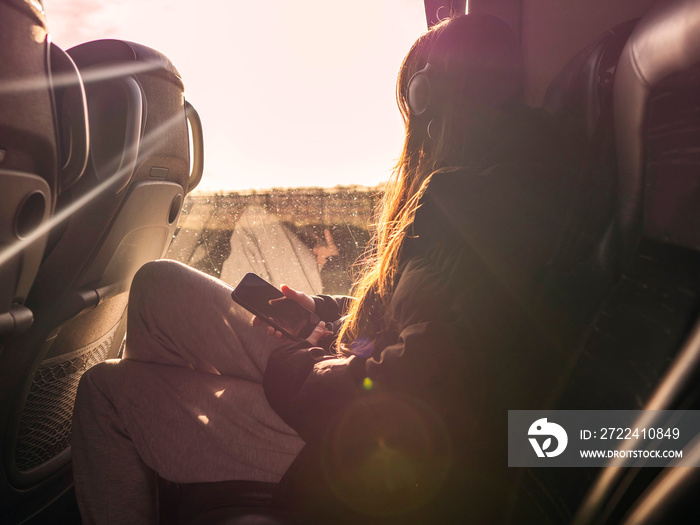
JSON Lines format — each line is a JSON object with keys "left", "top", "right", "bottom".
{"left": 44, "top": 0, "right": 426, "bottom": 293}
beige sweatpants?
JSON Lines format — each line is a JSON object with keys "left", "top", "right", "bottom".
{"left": 72, "top": 260, "right": 304, "bottom": 525}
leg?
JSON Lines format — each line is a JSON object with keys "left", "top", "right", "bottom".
{"left": 72, "top": 359, "right": 304, "bottom": 525}
{"left": 124, "top": 259, "right": 279, "bottom": 380}
{"left": 73, "top": 260, "right": 303, "bottom": 523}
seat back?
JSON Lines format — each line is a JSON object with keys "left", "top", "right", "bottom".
{"left": 0, "top": 0, "right": 55, "bottom": 340}
{"left": 0, "top": 0, "right": 90, "bottom": 343}
{"left": 536, "top": 20, "right": 639, "bottom": 336}
{"left": 33, "top": 39, "right": 201, "bottom": 305}
{"left": 0, "top": 38, "right": 202, "bottom": 521}
{"left": 566, "top": 0, "right": 700, "bottom": 522}
{"left": 559, "top": 0, "right": 700, "bottom": 423}
{"left": 614, "top": 0, "right": 700, "bottom": 260}
{"left": 543, "top": 19, "right": 638, "bottom": 143}
{"left": 510, "top": 18, "right": 656, "bottom": 523}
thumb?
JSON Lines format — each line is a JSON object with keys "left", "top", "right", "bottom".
{"left": 280, "top": 284, "right": 315, "bottom": 312}
{"left": 280, "top": 284, "right": 298, "bottom": 299}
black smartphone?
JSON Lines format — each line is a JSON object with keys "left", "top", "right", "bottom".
{"left": 231, "top": 273, "right": 321, "bottom": 341}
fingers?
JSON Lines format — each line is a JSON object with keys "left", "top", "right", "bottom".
{"left": 268, "top": 325, "right": 283, "bottom": 339}
{"left": 305, "top": 321, "right": 332, "bottom": 346}
{"left": 256, "top": 317, "right": 329, "bottom": 345}
{"left": 280, "top": 284, "right": 315, "bottom": 312}
{"left": 253, "top": 317, "right": 283, "bottom": 339}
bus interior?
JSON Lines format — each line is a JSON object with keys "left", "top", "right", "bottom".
{"left": 2, "top": 0, "right": 700, "bottom": 523}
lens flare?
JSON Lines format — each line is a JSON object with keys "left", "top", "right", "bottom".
{"left": 320, "top": 392, "right": 452, "bottom": 518}
{"left": 350, "top": 337, "right": 373, "bottom": 357}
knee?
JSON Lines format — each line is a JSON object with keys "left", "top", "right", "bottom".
{"left": 130, "top": 259, "right": 188, "bottom": 303}
{"left": 132, "top": 259, "right": 184, "bottom": 290}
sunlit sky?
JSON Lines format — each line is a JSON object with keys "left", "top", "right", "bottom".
{"left": 43, "top": 0, "right": 427, "bottom": 192}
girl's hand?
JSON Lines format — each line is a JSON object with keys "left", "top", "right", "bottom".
{"left": 252, "top": 284, "right": 317, "bottom": 340}
{"left": 305, "top": 320, "right": 332, "bottom": 346}
{"left": 253, "top": 319, "right": 331, "bottom": 346}
{"left": 279, "top": 284, "right": 315, "bottom": 313}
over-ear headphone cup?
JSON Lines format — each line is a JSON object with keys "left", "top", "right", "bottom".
{"left": 407, "top": 69, "right": 432, "bottom": 116}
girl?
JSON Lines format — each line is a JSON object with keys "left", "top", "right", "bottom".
{"left": 73, "top": 14, "right": 580, "bottom": 524}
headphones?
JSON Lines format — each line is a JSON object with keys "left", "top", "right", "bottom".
{"left": 407, "top": 61, "right": 443, "bottom": 139}
{"left": 407, "top": 59, "right": 442, "bottom": 119}
{"left": 406, "top": 14, "right": 520, "bottom": 122}
{"left": 406, "top": 17, "right": 460, "bottom": 119}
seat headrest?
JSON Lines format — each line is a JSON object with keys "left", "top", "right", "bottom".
{"left": 67, "top": 40, "right": 184, "bottom": 91}
{"left": 543, "top": 19, "right": 637, "bottom": 141}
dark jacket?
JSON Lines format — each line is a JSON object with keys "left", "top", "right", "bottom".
{"left": 263, "top": 107, "right": 603, "bottom": 523}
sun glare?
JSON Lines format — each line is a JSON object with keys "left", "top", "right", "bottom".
{"left": 43, "top": 0, "right": 427, "bottom": 192}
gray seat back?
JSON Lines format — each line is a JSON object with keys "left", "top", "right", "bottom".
{"left": 0, "top": 0, "right": 55, "bottom": 339}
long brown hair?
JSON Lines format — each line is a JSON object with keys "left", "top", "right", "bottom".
{"left": 336, "top": 14, "right": 524, "bottom": 355}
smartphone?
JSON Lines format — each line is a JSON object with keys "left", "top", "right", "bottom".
{"left": 232, "top": 273, "right": 321, "bottom": 341}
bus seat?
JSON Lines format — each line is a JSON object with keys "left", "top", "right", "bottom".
{"left": 0, "top": 1, "right": 90, "bottom": 345}
{"left": 543, "top": 19, "right": 638, "bottom": 143}
{"left": 158, "top": 478, "right": 282, "bottom": 525}
{"left": 613, "top": 0, "right": 700, "bottom": 261}
{"left": 539, "top": 19, "right": 638, "bottom": 327}
{"left": 0, "top": 0, "right": 91, "bottom": 344}
{"left": 568, "top": 0, "right": 700, "bottom": 522}
{"left": 512, "top": 5, "right": 700, "bottom": 519}
{"left": 561, "top": 0, "right": 700, "bottom": 420}
{"left": 0, "top": 39, "right": 202, "bottom": 522}
{"left": 0, "top": 1, "right": 55, "bottom": 342}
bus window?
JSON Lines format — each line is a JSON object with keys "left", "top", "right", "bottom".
{"left": 44, "top": 0, "right": 427, "bottom": 293}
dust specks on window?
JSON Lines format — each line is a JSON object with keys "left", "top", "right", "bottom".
{"left": 167, "top": 186, "right": 382, "bottom": 295}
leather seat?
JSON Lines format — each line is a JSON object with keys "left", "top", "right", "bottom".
{"left": 570, "top": 0, "right": 700, "bottom": 522}
{"left": 541, "top": 18, "right": 638, "bottom": 323}
{"left": 513, "top": 14, "right": 695, "bottom": 523}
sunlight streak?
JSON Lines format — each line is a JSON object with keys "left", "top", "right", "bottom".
{"left": 0, "top": 60, "right": 163, "bottom": 95}
{"left": 0, "top": 108, "right": 187, "bottom": 270}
